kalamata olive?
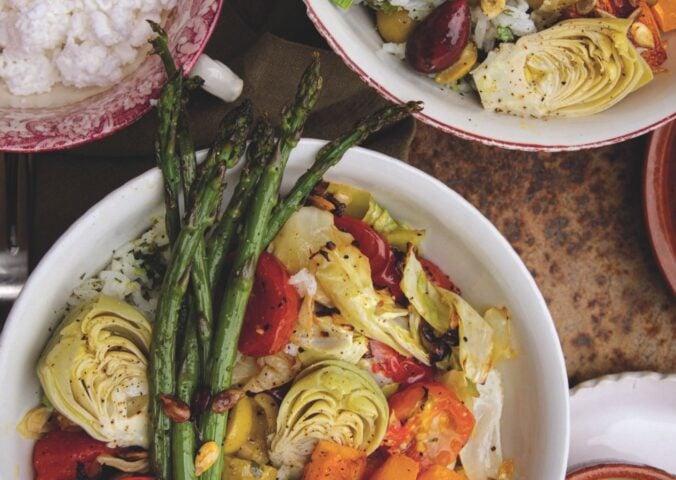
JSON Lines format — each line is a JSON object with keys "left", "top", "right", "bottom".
{"left": 405, "top": 0, "right": 471, "bottom": 74}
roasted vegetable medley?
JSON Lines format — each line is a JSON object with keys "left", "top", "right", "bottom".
{"left": 21, "top": 25, "right": 516, "bottom": 480}
{"left": 331, "top": 0, "right": 672, "bottom": 118}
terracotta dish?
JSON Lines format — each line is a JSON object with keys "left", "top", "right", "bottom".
{"left": 567, "top": 463, "right": 675, "bottom": 480}
{"left": 643, "top": 120, "right": 676, "bottom": 295}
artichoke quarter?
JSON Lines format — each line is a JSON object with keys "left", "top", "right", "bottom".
{"left": 472, "top": 18, "right": 653, "bottom": 118}
{"left": 269, "top": 360, "right": 388, "bottom": 479}
{"left": 37, "top": 295, "right": 151, "bottom": 448}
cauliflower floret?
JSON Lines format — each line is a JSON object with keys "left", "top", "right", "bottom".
{"left": 89, "top": 10, "right": 122, "bottom": 46}
{"left": 0, "top": 50, "right": 58, "bottom": 94}
{"left": 0, "top": 10, "right": 15, "bottom": 46}
{"left": 108, "top": 3, "right": 135, "bottom": 40}
{"left": 8, "top": 0, "right": 30, "bottom": 9}
{"left": 55, "top": 39, "right": 124, "bottom": 88}
{"left": 0, "top": 0, "right": 178, "bottom": 95}
{"left": 128, "top": 11, "right": 159, "bottom": 47}
{"left": 91, "top": 0, "right": 114, "bottom": 12}
{"left": 14, "top": 0, "right": 71, "bottom": 52}
{"left": 112, "top": 43, "right": 138, "bottom": 65}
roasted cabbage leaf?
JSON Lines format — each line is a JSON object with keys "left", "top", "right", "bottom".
{"left": 312, "top": 244, "right": 429, "bottom": 364}
{"left": 459, "top": 370, "right": 505, "bottom": 480}
{"left": 447, "top": 290, "right": 495, "bottom": 385}
{"left": 400, "top": 247, "right": 455, "bottom": 333}
{"left": 292, "top": 295, "right": 369, "bottom": 365}
{"left": 271, "top": 206, "right": 352, "bottom": 274}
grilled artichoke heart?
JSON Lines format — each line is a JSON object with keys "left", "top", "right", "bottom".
{"left": 472, "top": 19, "right": 653, "bottom": 118}
{"left": 269, "top": 360, "right": 388, "bottom": 478}
{"left": 37, "top": 295, "right": 151, "bottom": 448}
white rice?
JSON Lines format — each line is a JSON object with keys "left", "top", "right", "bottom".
{"left": 472, "top": 0, "right": 536, "bottom": 53}
{"left": 377, "top": 41, "right": 406, "bottom": 61}
{"left": 67, "top": 216, "right": 169, "bottom": 319}
{"left": 356, "top": 0, "right": 445, "bottom": 19}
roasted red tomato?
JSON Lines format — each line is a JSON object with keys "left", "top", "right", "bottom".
{"left": 333, "top": 215, "right": 403, "bottom": 300}
{"left": 238, "top": 251, "right": 301, "bottom": 357}
{"left": 419, "top": 257, "right": 460, "bottom": 294}
{"left": 384, "top": 382, "right": 474, "bottom": 469}
{"left": 33, "top": 430, "right": 115, "bottom": 480}
{"left": 369, "top": 340, "right": 432, "bottom": 385}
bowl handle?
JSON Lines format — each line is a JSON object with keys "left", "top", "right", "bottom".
{"left": 190, "top": 54, "right": 244, "bottom": 103}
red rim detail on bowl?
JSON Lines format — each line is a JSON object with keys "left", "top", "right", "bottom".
{"left": 0, "top": 0, "right": 224, "bottom": 153}
{"left": 304, "top": 2, "right": 676, "bottom": 152}
{"left": 643, "top": 120, "right": 676, "bottom": 295}
{"left": 567, "top": 463, "right": 675, "bottom": 480}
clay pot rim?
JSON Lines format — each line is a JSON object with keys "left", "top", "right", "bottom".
{"left": 567, "top": 463, "right": 675, "bottom": 480}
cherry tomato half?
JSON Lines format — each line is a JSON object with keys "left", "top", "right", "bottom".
{"left": 419, "top": 257, "right": 460, "bottom": 294}
{"left": 238, "top": 251, "right": 301, "bottom": 357}
{"left": 333, "top": 215, "right": 403, "bottom": 300}
{"left": 369, "top": 340, "right": 432, "bottom": 385}
{"left": 385, "top": 382, "right": 475, "bottom": 469}
{"left": 33, "top": 430, "right": 115, "bottom": 480}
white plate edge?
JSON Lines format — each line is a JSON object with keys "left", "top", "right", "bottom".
{"left": 570, "top": 371, "right": 676, "bottom": 398}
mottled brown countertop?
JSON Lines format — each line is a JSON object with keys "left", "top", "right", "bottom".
{"left": 409, "top": 125, "right": 676, "bottom": 384}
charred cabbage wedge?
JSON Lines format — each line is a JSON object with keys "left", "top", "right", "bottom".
{"left": 400, "top": 248, "right": 516, "bottom": 385}
{"left": 271, "top": 206, "right": 353, "bottom": 274}
{"left": 292, "top": 295, "right": 369, "bottom": 365}
{"left": 400, "top": 247, "right": 455, "bottom": 334}
{"left": 311, "top": 244, "right": 430, "bottom": 364}
{"left": 269, "top": 360, "right": 388, "bottom": 478}
{"left": 37, "top": 295, "right": 151, "bottom": 448}
{"left": 472, "top": 18, "right": 653, "bottom": 118}
{"left": 460, "top": 370, "right": 506, "bottom": 480}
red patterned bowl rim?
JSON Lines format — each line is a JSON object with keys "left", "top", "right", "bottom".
{"left": 0, "top": 0, "right": 224, "bottom": 153}
{"left": 303, "top": 1, "right": 676, "bottom": 152}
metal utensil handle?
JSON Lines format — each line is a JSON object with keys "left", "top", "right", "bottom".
{"left": 1, "top": 154, "right": 28, "bottom": 302}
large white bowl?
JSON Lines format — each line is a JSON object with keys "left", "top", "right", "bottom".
{"left": 0, "top": 139, "right": 569, "bottom": 479}
{"left": 303, "top": 1, "right": 676, "bottom": 151}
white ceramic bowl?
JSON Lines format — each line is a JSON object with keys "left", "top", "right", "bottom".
{"left": 0, "top": 139, "right": 569, "bottom": 479}
{"left": 303, "top": 1, "right": 676, "bottom": 151}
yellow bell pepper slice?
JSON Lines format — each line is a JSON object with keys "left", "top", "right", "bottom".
{"left": 435, "top": 42, "right": 478, "bottom": 86}
{"left": 224, "top": 396, "right": 254, "bottom": 454}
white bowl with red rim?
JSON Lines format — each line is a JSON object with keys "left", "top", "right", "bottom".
{"left": 0, "top": 140, "right": 570, "bottom": 479}
{"left": 0, "top": 0, "right": 223, "bottom": 153}
{"left": 303, "top": 0, "right": 676, "bottom": 151}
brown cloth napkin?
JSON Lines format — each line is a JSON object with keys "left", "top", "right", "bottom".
{"left": 29, "top": 0, "right": 416, "bottom": 269}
